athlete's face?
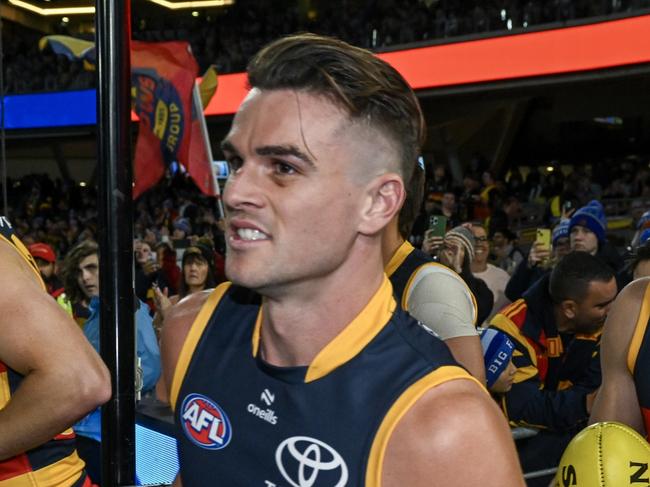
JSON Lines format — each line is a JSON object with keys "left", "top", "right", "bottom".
{"left": 221, "top": 88, "right": 394, "bottom": 295}
{"left": 77, "top": 253, "right": 99, "bottom": 299}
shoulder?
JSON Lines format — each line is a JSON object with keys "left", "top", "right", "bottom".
{"left": 381, "top": 373, "right": 523, "bottom": 486}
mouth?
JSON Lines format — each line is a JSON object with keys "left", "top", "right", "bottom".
{"left": 227, "top": 219, "right": 271, "bottom": 248}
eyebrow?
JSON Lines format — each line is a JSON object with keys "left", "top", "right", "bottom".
{"left": 220, "top": 140, "right": 315, "bottom": 168}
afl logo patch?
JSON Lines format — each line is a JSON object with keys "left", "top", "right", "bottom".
{"left": 180, "top": 393, "right": 232, "bottom": 450}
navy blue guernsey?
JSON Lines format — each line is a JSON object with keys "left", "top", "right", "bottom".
{"left": 172, "top": 277, "right": 475, "bottom": 486}
{"left": 386, "top": 241, "right": 432, "bottom": 307}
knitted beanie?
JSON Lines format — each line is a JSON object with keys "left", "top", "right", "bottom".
{"left": 444, "top": 225, "right": 476, "bottom": 261}
{"left": 552, "top": 218, "right": 570, "bottom": 246}
{"left": 569, "top": 200, "right": 607, "bottom": 243}
{"left": 638, "top": 210, "right": 650, "bottom": 230}
{"left": 480, "top": 328, "right": 515, "bottom": 389}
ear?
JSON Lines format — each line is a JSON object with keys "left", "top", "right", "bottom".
{"left": 358, "top": 173, "right": 405, "bottom": 236}
{"left": 560, "top": 300, "right": 577, "bottom": 320}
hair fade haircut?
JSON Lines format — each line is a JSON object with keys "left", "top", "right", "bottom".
{"left": 549, "top": 251, "right": 614, "bottom": 304}
{"left": 247, "top": 33, "right": 426, "bottom": 179}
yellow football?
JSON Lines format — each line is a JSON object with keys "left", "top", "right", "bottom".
{"left": 553, "top": 422, "right": 650, "bottom": 486}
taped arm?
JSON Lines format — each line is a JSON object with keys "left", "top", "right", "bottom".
{"left": 406, "top": 269, "right": 485, "bottom": 382}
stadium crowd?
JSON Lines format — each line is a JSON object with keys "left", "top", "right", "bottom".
{"left": 5, "top": 148, "right": 650, "bottom": 484}
{"left": 4, "top": 0, "right": 650, "bottom": 94}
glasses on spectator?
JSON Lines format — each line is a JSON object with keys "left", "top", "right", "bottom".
{"left": 474, "top": 236, "right": 488, "bottom": 242}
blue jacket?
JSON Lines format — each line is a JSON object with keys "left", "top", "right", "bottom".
{"left": 74, "top": 296, "right": 161, "bottom": 442}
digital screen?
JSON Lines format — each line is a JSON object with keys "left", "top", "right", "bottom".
{"left": 135, "top": 423, "right": 179, "bottom": 486}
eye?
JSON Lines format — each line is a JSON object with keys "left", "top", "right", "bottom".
{"left": 227, "top": 156, "right": 243, "bottom": 173}
{"left": 273, "top": 160, "right": 297, "bottom": 175}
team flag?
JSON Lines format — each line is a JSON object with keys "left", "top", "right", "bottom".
{"left": 39, "top": 36, "right": 219, "bottom": 198}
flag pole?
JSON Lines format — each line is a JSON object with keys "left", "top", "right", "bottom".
{"left": 95, "top": 0, "right": 136, "bottom": 485}
{"left": 192, "top": 82, "right": 224, "bottom": 219}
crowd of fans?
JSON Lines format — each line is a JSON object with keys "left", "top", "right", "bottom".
{"left": 4, "top": 0, "right": 650, "bottom": 94}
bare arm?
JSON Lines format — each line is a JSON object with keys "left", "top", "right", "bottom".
{"left": 589, "top": 278, "right": 648, "bottom": 435}
{"left": 382, "top": 378, "right": 524, "bottom": 486}
{"left": 159, "top": 290, "right": 211, "bottom": 407}
{"left": 444, "top": 336, "right": 486, "bottom": 385}
{"left": 0, "top": 241, "right": 111, "bottom": 460}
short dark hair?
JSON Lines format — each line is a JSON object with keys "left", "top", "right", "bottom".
{"left": 247, "top": 33, "right": 426, "bottom": 179}
{"left": 62, "top": 240, "right": 99, "bottom": 304}
{"left": 549, "top": 251, "right": 615, "bottom": 303}
{"left": 398, "top": 162, "right": 425, "bottom": 240}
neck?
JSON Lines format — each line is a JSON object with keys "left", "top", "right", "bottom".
{"left": 381, "top": 219, "right": 404, "bottom": 266}
{"left": 260, "top": 241, "right": 386, "bottom": 367}
{"left": 187, "top": 284, "right": 204, "bottom": 295}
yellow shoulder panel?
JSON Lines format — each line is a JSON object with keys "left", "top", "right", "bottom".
{"left": 170, "top": 282, "right": 231, "bottom": 411}
{"left": 365, "top": 365, "right": 482, "bottom": 486}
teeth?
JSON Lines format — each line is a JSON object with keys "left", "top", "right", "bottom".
{"left": 237, "top": 228, "right": 268, "bottom": 241}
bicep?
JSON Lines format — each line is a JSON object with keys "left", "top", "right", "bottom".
{"left": 381, "top": 378, "right": 524, "bottom": 487}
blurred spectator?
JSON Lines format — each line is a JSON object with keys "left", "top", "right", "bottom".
{"left": 490, "top": 227, "right": 525, "bottom": 275}
{"left": 437, "top": 225, "right": 494, "bottom": 325}
{"left": 28, "top": 242, "right": 65, "bottom": 298}
{"left": 470, "top": 222, "right": 511, "bottom": 322}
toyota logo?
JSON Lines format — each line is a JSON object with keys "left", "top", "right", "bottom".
{"left": 275, "top": 436, "right": 349, "bottom": 487}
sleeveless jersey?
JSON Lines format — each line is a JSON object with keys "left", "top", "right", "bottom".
{"left": 172, "top": 277, "right": 475, "bottom": 486}
{"left": 0, "top": 217, "right": 91, "bottom": 487}
{"left": 628, "top": 280, "right": 650, "bottom": 438}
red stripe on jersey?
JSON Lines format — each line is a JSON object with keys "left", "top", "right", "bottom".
{"left": 0, "top": 361, "right": 6, "bottom": 373}
{"left": 53, "top": 431, "right": 76, "bottom": 441}
{"left": 0, "top": 453, "right": 32, "bottom": 481}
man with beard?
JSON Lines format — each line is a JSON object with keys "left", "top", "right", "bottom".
{"left": 489, "top": 251, "right": 617, "bottom": 480}
{"left": 28, "top": 242, "right": 65, "bottom": 298}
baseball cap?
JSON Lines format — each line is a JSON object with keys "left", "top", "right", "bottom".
{"left": 28, "top": 243, "right": 56, "bottom": 263}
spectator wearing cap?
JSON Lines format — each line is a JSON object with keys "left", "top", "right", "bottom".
{"left": 438, "top": 225, "right": 494, "bottom": 325}
{"left": 28, "top": 242, "right": 65, "bottom": 299}
{"left": 569, "top": 199, "right": 624, "bottom": 274}
{"left": 479, "top": 328, "right": 516, "bottom": 396}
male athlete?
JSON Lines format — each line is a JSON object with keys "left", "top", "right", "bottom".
{"left": 589, "top": 276, "right": 650, "bottom": 436}
{"left": 0, "top": 217, "right": 111, "bottom": 485}
{"left": 161, "top": 34, "right": 523, "bottom": 486}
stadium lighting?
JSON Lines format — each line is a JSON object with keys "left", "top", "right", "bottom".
{"left": 8, "top": 0, "right": 94, "bottom": 15}
{"left": 146, "top": 0, "right": 234, "bottom": 9}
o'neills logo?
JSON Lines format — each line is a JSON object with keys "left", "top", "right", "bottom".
{"left": 247, "top": 403, "right": 278, "bottom": 425}
{"left": 180, "top": 393, "right": 232, "bottom": 450}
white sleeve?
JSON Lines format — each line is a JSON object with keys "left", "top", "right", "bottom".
{"left": 404, "top": 264, "right": 478, "bottom": 340}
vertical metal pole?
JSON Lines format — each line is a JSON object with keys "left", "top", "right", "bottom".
{"left": 95, "top": 1, "right": 135, "bottom": 486}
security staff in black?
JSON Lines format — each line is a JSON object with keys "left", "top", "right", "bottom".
{"left": 171, "top": 278, "right": 476, "bottom": 486}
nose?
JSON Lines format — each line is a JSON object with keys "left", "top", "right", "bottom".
{"left": 223, "top": 162, "right": 265, "bottom": 212}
